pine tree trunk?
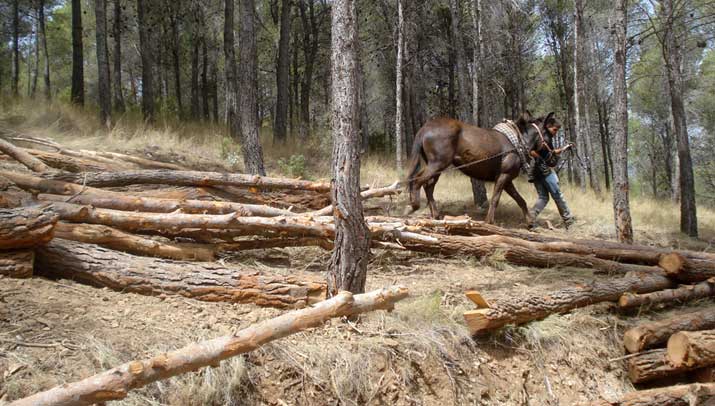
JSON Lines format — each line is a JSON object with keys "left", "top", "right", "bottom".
{"left": 38, "top": 0, "right": 51, "bottom": 99}
{"left": 611, "top": 0, "right": 634, "bottom": 244}
{"left": 70, "top": 0, "right": 84, "bottom": 105}
{"left": 137, "top": 0, "right": 155, "bottom": 122}
{"left": 12, "top": 0, "right": 20, "bottom": 97}
{"left": 662, "top": 0, "right": 698, "bottom": 238}
{"left": 201, "top": 39, "right": 211, "bottom": 121}
{"left": 30, "top": 16, "right": 39, "bottom": 98}
{"left": 95, "top": 0, "right": 112, "bottom": 129}
{"left": 274, "top": 0, "right": 292, "bottom": 144}
{"left": 394, "top": 0, "right": 405, "bottom": 172}
{"left": 190, "top": 37, "right": 200, "bottom": 118}
{"left": 112, "top": 0, "right": 125, "bottom": 112}
{"left": 327, "top": 0, "right": 370, "bottom": 295}
{"left": 572, "top": 0, "right": 587, "bottom": 192}
{"left": 224, "top": 0, "right": 241, "bottom": 139}
{"left": 238, "top": 0, "right": 266, "bottom": 175}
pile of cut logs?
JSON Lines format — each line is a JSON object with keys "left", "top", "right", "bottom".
{"left": 2, "top": 135, "right": 715, "bottom": 405}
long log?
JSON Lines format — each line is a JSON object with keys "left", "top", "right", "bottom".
{"left": 0, "top": 250, "right": 34, "bottom": 278}
{"left": 36, "top": 239, "right": 326, "bottom": 309}
{"left": 0, "top": 138, "right": 51, "bottom": 172}
{"left": 463, "top": 272, "right": 675, "bottom": 334}
{"left": 54, "top": 223, "right": 216, "bottom": 261}
{"left": 619, "top": 280, "right": 715, "bottom": 310}
{"left": 0, "top": 205, "right": 58, "bottom": 249}
{"left": 42, "top": 169, "right": 332, "bottom": 192}
{"left": 311, "top": 181, "right": 402, "bottom": 216}
{"left": 668, "top": 330, "right": 715, "bottom": 368}
{"left": 627, "top": 349, "right": 696, "bottom": 384}
{"left": 664, "top": 262, "right": 715, "bottom": 283}
{"left": 624, "top": 307, "right": 715, "bottom": 354}
{"left": 25, "top": 148, "right": 118, "bottom": 172}
{"left": 590, "top": 383, "right": 715, "bottom": 406}
{"left": 7, "top": 285, "right": 408, "bottom": 406}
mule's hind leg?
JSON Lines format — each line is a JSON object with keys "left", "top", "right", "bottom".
{"left": 424, "top": 174, "right": 442, "bottom": 219}
{"left": 504, "top": 181, "right": 534, "bottom": 228}
{"left": 485, "top": 174, "right": 511, "bottom": 224}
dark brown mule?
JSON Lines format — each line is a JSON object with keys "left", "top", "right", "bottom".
{"left": 407, "top": 112, "right": 556, "bottom": 225}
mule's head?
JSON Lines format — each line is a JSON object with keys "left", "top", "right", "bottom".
{"left": 516, "top": 111, "right": 561, "bottom": 151}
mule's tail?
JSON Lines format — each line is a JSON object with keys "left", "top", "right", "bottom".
{"left": 406, "top": 132, "right": 426, "bottom": 211}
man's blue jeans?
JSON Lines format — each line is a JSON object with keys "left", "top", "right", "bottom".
{"left": 531, "top": 172, "right": 573, "bottom": 221}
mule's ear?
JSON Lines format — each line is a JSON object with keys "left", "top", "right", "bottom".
{"left": 524, "top": 110, "right": 533, "bottom": 119}
{"left": 545, "top": 111, "right": 555, "bottom": 124}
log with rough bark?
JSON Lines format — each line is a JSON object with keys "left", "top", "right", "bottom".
{"left": 619, "top": 280, "right": 715, "bottom": 310}
{"left": 36, "top": 239, "right": 326, "bottom": 308}
{"left": 0, "top": 205, "right": 58, "bottom": 249}
{"left": 627, "top": 349, "right": 696, "bottom": 384}
{"left": 668, "top": 330, "right": 715, "bottom": 368}
{"left": 693, "top": 367, "right": 715, "bottom": 383}
{"left": 25, "top": 148, "right": 118, "bottom": 172}
{"left": 311, "top": 181, "right": 401, "bottom": 216}
{"left": 623, "top": 307, "right": 715, "bottom": 353}
{"left": 664, "top": 261, "right": 715, "bottom": 283}
{"left": 463, "top": 272, "right": 674, "bottom": 334}
{"left": 0, "top": 138, "right": 51, "bottom": 172}
{"left": 7, "top": 285, "right": 409, "bottom": 406}
{"left": 0, "top": 250, "right": 34, "bottom": 278}
{"left": 590, "top": 383, "right": 715, "bottom": 405}
{"left": 55, "top": 222, "right": 216, "bottom": 261}
{"left": 42, "top": 169, "right": 332, "bottom": 192}
{"left": 0, "top": 170, "right": 295, "bottom": 217}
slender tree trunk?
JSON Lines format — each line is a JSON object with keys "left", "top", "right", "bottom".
{"left": 274, "top": 0, "right": 292, "bottom": 144}
{"left": 298, "top": 0, "right": 320, "bottom": 139}
{"left": 190, "top": 38, "right": 200, "bottom": 118}
{"left": 137, "top": 0, "right": 155, "bottom": 122}
{"left": 662, "top": 0, "right": 698, "bottom": 238}
{"left": 38, "top": 0, "right": 50, "bottom": 100}
{"left": 395, "top": 0, "right": 405, "bottom": 172}
{"left": 328, "top": 0, "right": 370, "bottom": 295}
{"left": 112, "top": 0, "right": 125, "bottom": 112}
{"left": 170, "top": 3, "right": 183, "bottom": 119}
{"left": 201, "top": 40, "right": 210, "bottom": 121}
{"left": 611, "top": 0, "right": 634, "bottom": 244}
{"left": 225, "top": 0, "right": 240, "bottom": 138}
{"left": 12, "top": 0, "right": 20, "bottom": 97}
{"left": 71, "top": 0, "right": 84, "bottom": 105}
{"left": 449, "top": 0, "right": 471, "bottom": 122}
{"left": 31, "top": 16, "right": 39, "bottom": 98}
{"left": 211, "top": 53, "right": 219, "bottom": 123}
{"left": 95, "top": 0, "right": 112, "bottom": 129}
{"left": 572, "top": 0, "right": 587, "bottom": 192}
{"left": 238, "top": 0, "right": 267, "bottom": 175}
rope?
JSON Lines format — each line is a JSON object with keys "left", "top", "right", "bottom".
{"left": 404, "top": 149, "right": 515, "bottom": 183}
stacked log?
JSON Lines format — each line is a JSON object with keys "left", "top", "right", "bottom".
{"left": 624, "top": 307, "right": 715, "bottom": 353}
{"left": 0, "top": 205, "right": 59, "bottom": 278}
{"left": 590, "top": 383, "right": 715, "bottom": 405}
{"left": 668, "top": 330, "right": 715, "bottom": 369}
{"left": 619, "top": 280, "right": 715, "bottom": 310}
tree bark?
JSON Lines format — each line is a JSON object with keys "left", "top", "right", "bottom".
{"left": 225, "top": 0, "right": 242, "bottom": 151}
{"left": 611, "top": 0, "right": 634, "bottom": 244}
{"left": 8, "top": 286, "right": 408, "bottom": 406}
{"left": 95, "top": 0, "right": 112, "bottom": 129}
{"left": 627, "top": 349, "right": 695, "bottom": 384}
{"left": 55, "top": 222, "right": 216, "bottom": 261}
{"left": 41, "top": 169, "right": 331, "bottom": 191}
{"left": 11, "top": 0, "right": 20, "bottom": 97}
{"left": 0, "top": 205, "right": 58, "bottom": 250}
{"left": 137, "top": 0, "right": 155, "bottom": 122}
{"left": 619, "top": 280, "right": 715, "bottom": 310}
{"left": 394, "top": 0, "right": 405, "bottom": 172}
{"left": 112, "top": 0, "right": 125, "bottom": 113}
{"left": 328, "top": 0, "right": 370, "bottom": 295}
{"left": 238, "top": 0, "right": 267, "bottom": 175}
{"left": 274, "top": 0, "right": 292, "bottom": 144}
{"left": 38, "top": 0, "right": 50, "bottom": 99}
{"left": 463, "top": 272, "right": 674, "bottom": 334}
{"left": 668, "top": 330, "right": 715, "bottom": 368}
{"left": 664, "top": 264, "right": 715, "bottom": 283}
{"left": 0, "top": 250, "right": 34, "bottom": 279}
{"left": 190, "top": 35, "right": 200, "bottom": 118}
{"left": 572, "top": 0, "right": 587, "bottom": 192}
{"left": 36, "top": 239, "right": 326, "bottom": 309}
{"left": 70, "top": 0, "right": 84, "bottom": 105}
{"left": 169, "top": 1, "right": 183, "bottom": 118}
{"left": 661, "top": 0, "right": 698, "bottom": 238}
{"left": 591, "top": 383, "right": 715, "bottom": 406}
{"left": 624, "top": 306, "right": 715, "bottom": 353}
{"left": 25, "top": 148, "right": 116, "bottom": 172}
{"left": 0, "top": 139, "right": 51, "bottom": 172}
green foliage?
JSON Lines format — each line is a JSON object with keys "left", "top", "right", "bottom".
{"left": 277, "top": 154, "right": 307, "bottom": 179}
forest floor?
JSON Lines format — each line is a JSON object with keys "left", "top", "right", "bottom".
{"left": 1, "top": 102, "right": 715, "bottom": 405}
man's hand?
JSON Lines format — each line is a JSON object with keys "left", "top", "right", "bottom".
{"left": 555, "top": 143, "right": 574, "bottom": 154}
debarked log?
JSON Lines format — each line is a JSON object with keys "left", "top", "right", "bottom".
{"left": 463, "top": 272, "right": 674, "bottom": 335}
{"left": 36, "top": 239, "right": 327, "bottom": 309}
{"left": 42, "top": 169, "right": 332, "bottom": 192}
{"left": 7, "top": 286, "right": 409, "bottom": 406}
{"left": 624, "top": 306, "right": 715, "bottom": 354}
{"left": 0, "top": 205, "right": 58, "bottom": 249}
{"left": 0, "top": 250, "right": 34, "bottom": 278}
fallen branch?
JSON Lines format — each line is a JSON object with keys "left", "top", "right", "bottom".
{"left": 8, "top": 286, "right": 408, "bottom": 406}
{"left": 0, "top": 205, "right": 58, "bottom": 250}
{"left": 0, "top": 250, "right": 34, "bottom": 278}
{"left": 0, "top": 138, "right": 51, "bottom": 172}
{"left": 463, "top": 272, "right": 674, "bottom": 334}
{"left": 623, "top": 306, "right": 715, "bottom": 353}
{"left": 619, "top": 279, "right": 715, "bottom": 310}
{"left": 36, "top": 239, "right": 326, "bottom": 308}
{"left": 42, "top": 169, "right": 332, "bottom": 192}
